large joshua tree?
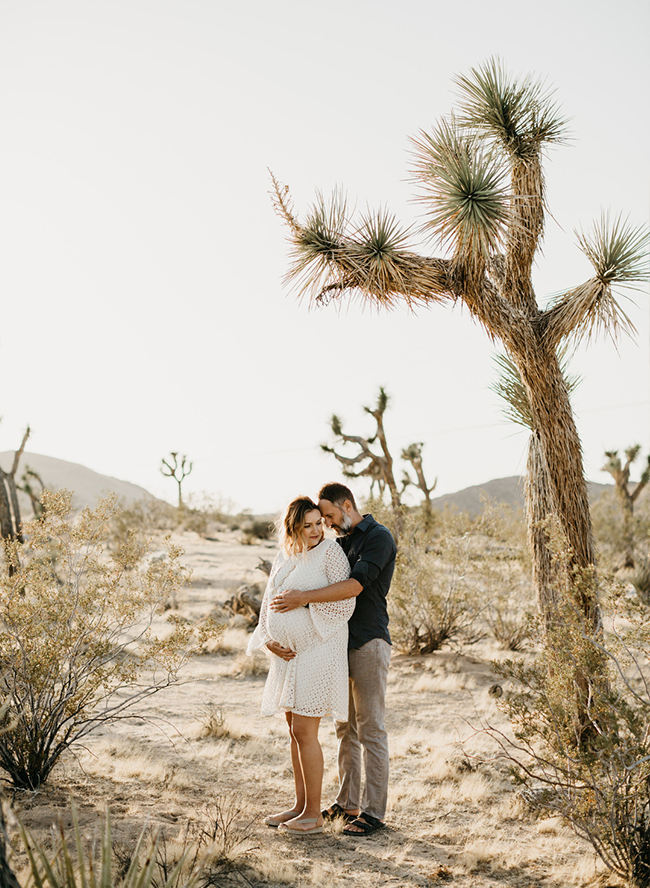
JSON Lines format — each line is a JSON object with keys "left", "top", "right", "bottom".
{"left": 271, "top": 59, "right": 648, "bottom": 638}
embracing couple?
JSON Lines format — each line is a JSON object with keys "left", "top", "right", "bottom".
{"left": 247, "top": 482, "right": 397, "bottom": 837}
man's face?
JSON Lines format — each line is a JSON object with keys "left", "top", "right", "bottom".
{"left": 318, "top": 499, "right": 353, "bottom": 536}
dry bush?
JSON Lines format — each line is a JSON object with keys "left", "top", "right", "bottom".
{"left": 484, "top": 559, "right": 535, "bottom": 651}
{"left": 385, "top": 501, "right": 530, "bottom": 654}
{"left": 110, "top": 494, "right": 243, "bottom": 549}
{"left": 0, "top": 491, "right": 220, "bottom": 789}
{"left": 110, "top": 496, "right": 179, "bottom": 547}
{"left": 229, "top": 650, "right": 269, "bottom": 677}
{"left": 592, "top": 489, "right": 650, "bottom": 576}
{"left": 488, "top": 541, "right": 650, "bottom": 888}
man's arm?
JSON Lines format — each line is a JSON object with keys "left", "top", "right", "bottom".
{"left": 270, "top": 578, "right": 362, "bottom": 613}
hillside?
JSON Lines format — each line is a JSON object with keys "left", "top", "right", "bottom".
{"left": 0, "top": 451, "right": 158, "bottom": 514}
{"left": 430, "top": 474, "right": 613, "bottom": 514}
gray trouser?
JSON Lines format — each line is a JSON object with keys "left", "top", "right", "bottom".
{"left": 334, "top": 637, "right": 391, "bottom": 821}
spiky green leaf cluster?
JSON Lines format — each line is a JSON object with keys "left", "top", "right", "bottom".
{"left": 286, "top": 188, "right": 349, "bottom": 298}
{"left": 454, "top": 56, "right": 568, "bottom": 160}
{"left": 411, "top": 118, "right": 510, "bottom": 263}
{"left": 578, "top": 212, "right": 649, "bottom": 288}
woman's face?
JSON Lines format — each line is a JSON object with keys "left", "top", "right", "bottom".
{"left": 301, "top": 509, "right": 324, "bottom": 549}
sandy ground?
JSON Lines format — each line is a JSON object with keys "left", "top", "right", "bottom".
{"left": 8, "top": 531, "right": 614, "bottom": 888}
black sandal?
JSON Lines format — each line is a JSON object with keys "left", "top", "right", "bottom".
{"left": 321, "top": 803, "right": 358, "bottom": 823}
{"left": 342, "top": 813, "right": 386, "bottom": 836}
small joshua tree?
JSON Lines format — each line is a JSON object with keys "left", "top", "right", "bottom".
{"left": 602, "top": 445, "right": 650, "bottom": 570}
{"left": 322, "top": 387, "right": 435, "bottom": 514}
{"left": 0, "top": 425, "right": 30, "bottom": 548}
{"left": 401, "top": 442, "right": 437, "bottom": 516}
{"left": 16, "top": 465, "right": 46, "bottom": 519}
{"left": 161, "top": 451, "right": 193, "bottom": 509}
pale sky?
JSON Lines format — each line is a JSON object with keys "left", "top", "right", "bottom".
{"left": 0, "top": 0, "right": 648, "bottom": 514}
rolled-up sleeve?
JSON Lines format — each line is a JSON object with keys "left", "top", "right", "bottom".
{"left": 349, "top": 528, "right": 396, "bottom": 589}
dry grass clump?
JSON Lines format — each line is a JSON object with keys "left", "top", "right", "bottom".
{"left": 228, "top": 650, "right": 269, "bottom": 677}
{"left": 196, "top": 703, "right": 250, "bottom": 741}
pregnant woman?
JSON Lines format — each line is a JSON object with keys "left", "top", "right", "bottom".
{"left": 247, "top": 496, "right": 354, "bottom": 836}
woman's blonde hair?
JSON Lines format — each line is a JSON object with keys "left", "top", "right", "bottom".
{"left": 278, "top": 496, "right": 321, "bottom": 556}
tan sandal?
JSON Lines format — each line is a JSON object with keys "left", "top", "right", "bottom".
{"left": 277, "top": 817, "right": 324, "bottom": 836}
{"left": 263, "top": 810, "right": 301, "bottom": 828}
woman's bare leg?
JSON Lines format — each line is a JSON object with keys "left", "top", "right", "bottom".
{"left": 265, "top": 712, "right": 304, "bottom": 823}
{"left": 286, "top": 714, "right": 323, "bottom": 827}
{"left": 287, "top": 711, "right": 306, "bottom": 812}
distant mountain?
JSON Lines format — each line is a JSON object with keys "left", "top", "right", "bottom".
{"left": 430, "top": 475, "right": 613, "bottom": 515}
{"left": 0, "top": 452, "right": 157, "bottom": 515}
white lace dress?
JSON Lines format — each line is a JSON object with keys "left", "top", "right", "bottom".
{"left": 247, "top": 539, "right": 354, "bottom": 720}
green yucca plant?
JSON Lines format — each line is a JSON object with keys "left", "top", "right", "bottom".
{"left": 17, "top": 806, "right": 199, "bottom": 888}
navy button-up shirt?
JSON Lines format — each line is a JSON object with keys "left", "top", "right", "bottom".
{"left": 338, "top": 514, "right": 397, "bottom": 650}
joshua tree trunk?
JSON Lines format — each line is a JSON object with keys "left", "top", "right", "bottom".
{"left": 508, "top": 337, "right": 597, "bottom": 626}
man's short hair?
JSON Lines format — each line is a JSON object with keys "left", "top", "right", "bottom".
{"left": 318, "top": 482, "right": 357, "bottom": 511}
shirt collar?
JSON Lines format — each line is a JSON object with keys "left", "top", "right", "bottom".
{"left": 353, "top": 513, "right": 375, "bottom": 533}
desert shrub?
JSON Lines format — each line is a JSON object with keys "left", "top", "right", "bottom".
{"left": 592, "top": 488, "right": 650, "bottom": 574}
{"left": 0, "top": 490, "right": 220, "bottom": 789}
{"left": 487, "top": 601, "right": 533, "bottom": 651}
{"left": 239, "top": 518, "right": 274, "bottom": 545}
{"left": 110, "top": 494, "right": 243, "bottom": 549}
{"left": 482, "top": 555, "right": 535, "bottom": 651}
{"left": 488, "top": 545, "right": 650, "bottom": 888}
{"left": 116, "top": 799, "right": 258, "bottom": 888}
{"left": 111, "top": 496, "right": 178, "bottom": 547}
{"left": 197, "top": 703, "right": 251, "bottom": 740}
{"left": 385, "top": 501, "right": 530, "bottom": 654}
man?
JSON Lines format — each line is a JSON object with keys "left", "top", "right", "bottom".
{"left": 271, "top": 482, "right": 396, "bottom": 836}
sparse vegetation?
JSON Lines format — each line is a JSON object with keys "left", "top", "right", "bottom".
{"left": 383, "top": 501, "right": 533, "bottom": 655}
{"left": 0, "top": 490, "right": 220, "bottom": 789}
{"left": 1, "top": 501, "right": 618, "bottom": 888}
{"left": 488, "top": 528, "right": 650, "bottom": 888}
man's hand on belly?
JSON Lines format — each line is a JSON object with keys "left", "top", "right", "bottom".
{"left": 266, "top": 640, "right": 296, "bottom": 660}
{"left": 270, "top": 588, "right": 307, "bottom": 612}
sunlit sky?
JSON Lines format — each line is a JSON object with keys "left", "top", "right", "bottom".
{"left": 0, "top": 0, "right": 648, "bottom": 514}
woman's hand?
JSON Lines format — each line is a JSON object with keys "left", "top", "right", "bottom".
{"left": 266, "top": 640, "right": 296, "bottom": 661}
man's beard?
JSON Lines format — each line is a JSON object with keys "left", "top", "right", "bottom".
{"left": 334, "top": 513, "right": 353, "bottom": 536}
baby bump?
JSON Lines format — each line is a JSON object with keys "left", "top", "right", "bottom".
{"left": 267, "top": 606, "right": 315, "bottom": 652}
